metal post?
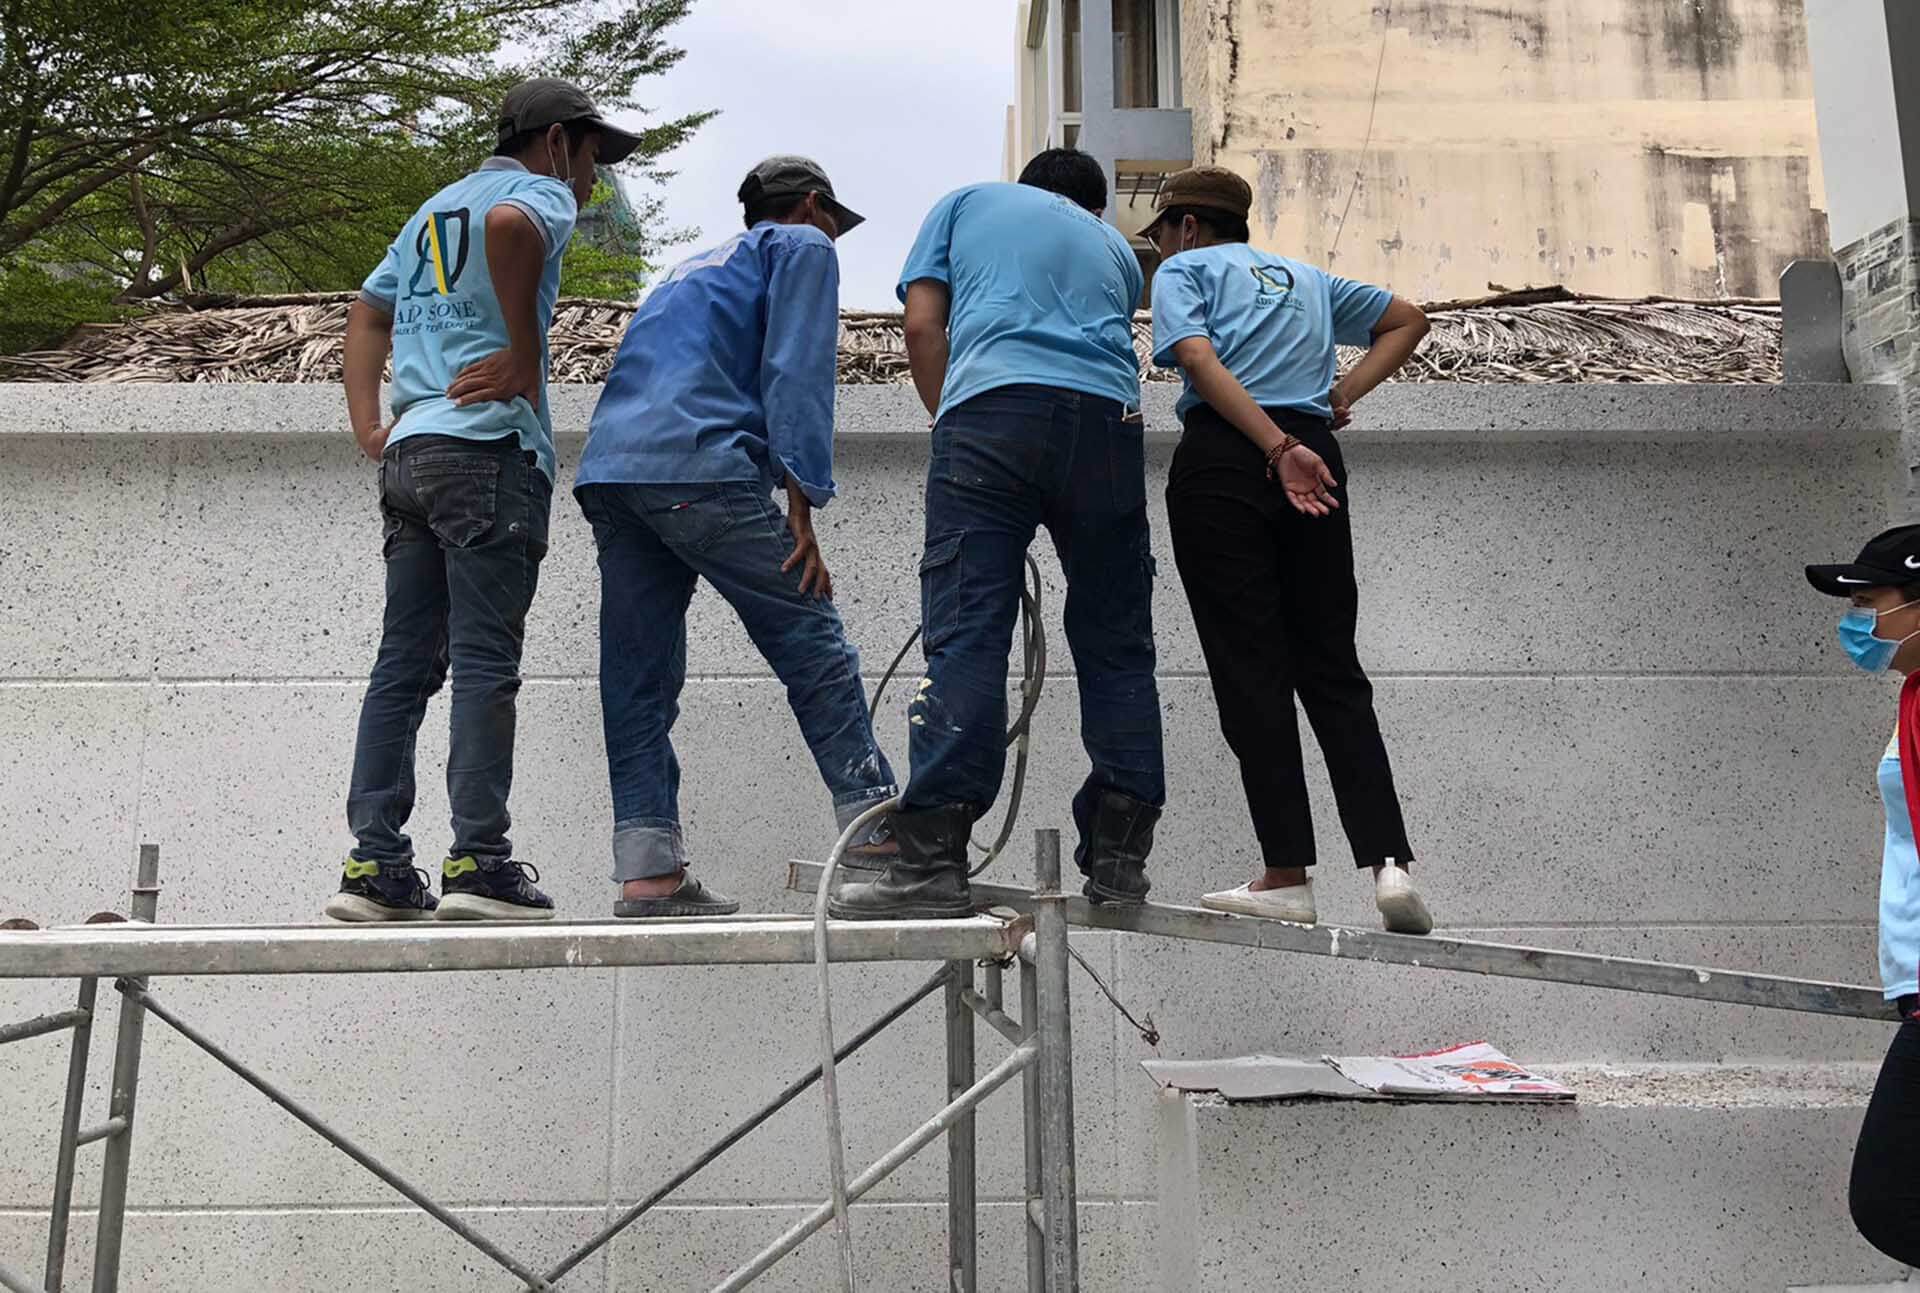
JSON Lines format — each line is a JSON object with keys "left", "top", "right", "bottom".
{"left": 1020, "top": 953, "right": 1044, "bottom": 1292}
{"left": 1032, "top": 830, "right": 1079, "bottom": 1290}
{"left": 945, "top": 961, "right": 978, "bottom": 1293}
{"left": 44, "top": 976, "right": 97, "bottom": 1290}
{"left": 92, "top": 844, "right": 158, "bottom": 1293}
{"left": 715, "top": 1042, "right": 1037, "bottom": 1292}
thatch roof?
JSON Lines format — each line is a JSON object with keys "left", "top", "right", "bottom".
{"left": 0, "top": 287, "right": 1783, "bottom": 385}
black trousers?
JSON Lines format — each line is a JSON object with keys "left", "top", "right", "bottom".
{"left": 1165, "top": 403, "right": 1413, "bottom": 871}
{"left": 1851, "top": 1012, "right": 1920, "bottom": 1266}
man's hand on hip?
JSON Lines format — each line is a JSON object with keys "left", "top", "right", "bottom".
{"left": 448, "top": 349, "right": 542, "bottom": 410}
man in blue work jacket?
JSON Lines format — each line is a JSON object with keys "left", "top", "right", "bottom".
{"left": 576, "top": 156, "right": 897, "bottom": 918}
{"left": 832, "top": 148, "right": 1165, "bottom": 921}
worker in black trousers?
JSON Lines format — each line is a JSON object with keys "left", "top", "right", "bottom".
{"left": 1144, "top": 166, "right": 1434, "bottom": 933}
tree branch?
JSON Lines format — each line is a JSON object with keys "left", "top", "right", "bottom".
{"left": 128, "top": 171, "right": 157, "bottom": 286}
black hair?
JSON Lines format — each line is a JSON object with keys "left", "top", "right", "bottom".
{"left": 1017, "top": 148, "right": 1107, "bottom": 213}
{"left": 495, "top": 117, "right": 595, "bottom": 159}
{"left": 1155, "top": 203, "right": 1250, "bottom": 244}
{"left": 743, "top": 193, "right": 809, "bottom": 229}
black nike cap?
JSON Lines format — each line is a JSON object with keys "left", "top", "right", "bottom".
{"left": 1807, "top": 524, "right": 1920, "bottom": 595}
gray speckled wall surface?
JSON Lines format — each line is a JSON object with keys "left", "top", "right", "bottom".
{"left": 0, "top": 381, "right": 1907, "bottom": 1290}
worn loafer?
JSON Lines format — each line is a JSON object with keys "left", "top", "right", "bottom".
{"left": 613, "top": 875, "right": 741, "bottom": 918}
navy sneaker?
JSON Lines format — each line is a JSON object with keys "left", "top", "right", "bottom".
{"left": 323, "top": 858, "right": 438, "bottom": 922}
{"left": 437, "top": 856, "right": 556, "bottom": 921}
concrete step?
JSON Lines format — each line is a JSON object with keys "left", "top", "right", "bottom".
{"left": 1155, "top": 1063, "right": 1907, "bottom": 1293}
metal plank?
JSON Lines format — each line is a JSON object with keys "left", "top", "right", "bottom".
{"left": 786, "top": 862, "right": 1895, "bottom": 1021}
{"left": 0, "top": 916, "right": 1020, "bottom": 980}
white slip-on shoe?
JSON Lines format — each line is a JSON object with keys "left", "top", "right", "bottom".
{"left": 1198, "top": 879, "right": 1317, "bottom": 925}
{"left": 1374, "top": 863, "right": 1432, "bottom": 935}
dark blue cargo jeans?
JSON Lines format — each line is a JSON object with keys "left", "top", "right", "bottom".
{"left": 347, "top": 433, "right": 552, "bottom": 866}
{"left": 902, "top": 384, "right": 1166, "bottom": 852}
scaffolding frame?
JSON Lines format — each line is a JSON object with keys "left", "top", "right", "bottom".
{"left": 0, "top": 838, "right": 1087, "bottom": 1293}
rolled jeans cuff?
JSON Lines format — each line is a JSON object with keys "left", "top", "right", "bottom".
{"left": 612, "top": 818, "right": 686, "bottom": 882}
{"left": 835, "top": 786, "right": 898, "bottom": 846}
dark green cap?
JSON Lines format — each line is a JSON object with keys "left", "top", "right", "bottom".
{"left": 737, "top": 155, "right": 864, "bottom": 234}
{"left": 497, "top": 78, "right": 642, "bottom": 164}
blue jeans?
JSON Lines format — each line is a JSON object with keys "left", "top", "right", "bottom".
{"left": 347, "top": 434, "right": 552, "bottom": 866}
{"left": 905, "top": 384, "right": 1165, "bottom": 848}
{"left": 577, "top": 481, "right": 898, "bottom": 881}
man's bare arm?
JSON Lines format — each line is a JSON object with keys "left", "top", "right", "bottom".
{"left": 1171, "top": 335, "right": 1340, "bottom": 518}
{"left": 903, "top": 280, "right": 952, "bottom": 419}
{"left": 1332, "top": 296, "right": 1428, "bottom": 417}
{"left": 343, "top": 298, "right": 395, "bottom": 461}
{"left": 447, "top": 204, "right": 548, "bottom": 409}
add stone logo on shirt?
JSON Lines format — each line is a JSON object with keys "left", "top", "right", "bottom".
{"left": 406, "top": 208, "right": 472, "bottom": 299}
{"left": 1248, "top": 261, "right": 1301, "bottom": 311}
{"left": 394, "top": 207, "right": 484, "bottom": 335}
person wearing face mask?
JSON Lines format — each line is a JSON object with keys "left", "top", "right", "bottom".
{"left": 574, "top": 157, "right": 900, "bottom": 917}
{"left": 1143, "top": 166, "right": 1433, "bottom": 932}
{"left": 328, "top": 79, "right": 639, "bottom": 923}
{"left": 1807, "top": 525, "right": 1920, "bottom": 1267}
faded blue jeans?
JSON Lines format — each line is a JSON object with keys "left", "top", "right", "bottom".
{"left": 576, "top": 481, "right": 897, "bottom": 881}
{"left": 904, "top": 384, "right": 1165, "bottom": 852}
{"left": 347, "top": 433, "right": 552, "bottom": 866}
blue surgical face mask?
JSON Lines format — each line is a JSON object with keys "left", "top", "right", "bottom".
{"left": 1839, "top": 599, "right": 1920, "bottom": 673}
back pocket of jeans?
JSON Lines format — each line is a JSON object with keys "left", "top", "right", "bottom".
{"left": 919, "top": 533, "right": 963, "bottom": 652}
{"left": 646, "top": 488, "right": 747, "bottom": 554}
{"left": 411, "top": 453, "right": 500, "bottom": 549}
{"left": 933, "top": 430, "right": 1045, "bottom": 495}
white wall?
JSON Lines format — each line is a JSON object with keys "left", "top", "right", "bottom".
{"left": 0, "top": 380, "right": 1905, "bottom": 1290}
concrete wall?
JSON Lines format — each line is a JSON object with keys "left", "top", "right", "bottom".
{"left": 1157, "top": 1068, "right": 1906, "bottom": 1291}
{"left": 0, "top": 380, "right": 1907, "bottom": 1290}
{"left": 1182, "top": 0, "right": 1829, "bottom": 300}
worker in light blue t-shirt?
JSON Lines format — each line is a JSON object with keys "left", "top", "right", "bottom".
{"left": 1144, "top": 166, "right": 1434, "bottom": 935}
{"left": 327, "top": 79, "right": 640, "bottom": 926}
{"left": 832, "top": 149, "right": 1167, "bottom": 924}
{"left": 1807, "top": 524, "right": 1920, "bottom": 1269}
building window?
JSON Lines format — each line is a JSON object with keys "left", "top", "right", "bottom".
{"left": 1062, "top": 0, "right": 1082, "bottom": 115}
{"left": 1114, "top": 0, "right": 1181, "bottom": 109}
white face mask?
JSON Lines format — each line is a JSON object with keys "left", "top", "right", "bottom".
{"left": 546, "top": 131, "right": 577, "bottom": 204}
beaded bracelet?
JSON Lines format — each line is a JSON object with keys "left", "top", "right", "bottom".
{"left": 1263, "top": 435, "right": 1303, "bottom": 482}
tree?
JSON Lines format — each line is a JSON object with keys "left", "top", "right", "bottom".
{"left": 0, "top": 0, "right": 710, "bottom": 331}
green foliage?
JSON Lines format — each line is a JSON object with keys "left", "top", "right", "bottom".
{"left": 0, "top": 261, "right": 120, "bottom": 355}
{"left": 0, "top": 0, "right": 711, "bottom": 350}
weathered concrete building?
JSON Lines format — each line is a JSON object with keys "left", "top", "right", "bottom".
{"left": 1006, "top": 0, "right": 1831, "bottom": 300}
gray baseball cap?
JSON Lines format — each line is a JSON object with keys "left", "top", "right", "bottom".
{"left": 497, "top": 78, "right": 643, "bottom": 164}
{"left": 737, "top": 156, "right": 864, "bottom": 234}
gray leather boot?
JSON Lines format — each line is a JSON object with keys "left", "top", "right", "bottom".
{"left": 828, "top": 804, "right": 976, "bottom": 921}
{"left": 1079, "top": 790, "right": 1158, "bottom": 906}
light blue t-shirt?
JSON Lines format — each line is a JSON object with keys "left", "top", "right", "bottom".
{"left": 360, "top": 158, "right": 578, "bottom": 480}
{"left": 1878, "top": 733, "right": 1920, "bottom": 1001}
{"left": 1151, "top": 244, "right": 1392, "bottom": 420}
{"left": 897, "top": 183, "right": 1143, "bottom": 420}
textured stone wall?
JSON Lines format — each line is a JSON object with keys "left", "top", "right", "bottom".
{"left": 0, "top": 380, "right": 1904, "bottom": 1290}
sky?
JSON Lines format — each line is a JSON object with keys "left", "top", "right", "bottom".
{"left": 612, "top": 1, "right": 1013, "bottom": 308}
